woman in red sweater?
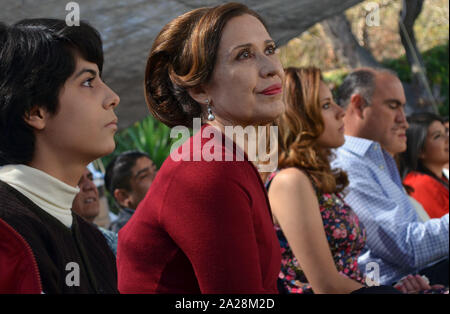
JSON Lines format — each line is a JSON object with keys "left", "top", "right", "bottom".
{"left": 117, "top": 3, "right": 284, "bottom": 293}
{"left": 399, "top": 113, "right": 449, "bottom": 219}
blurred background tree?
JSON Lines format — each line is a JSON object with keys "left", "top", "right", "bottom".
{"left": 280, "top": 0, "right": 449, "bottom": 116}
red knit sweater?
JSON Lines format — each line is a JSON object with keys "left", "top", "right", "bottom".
{"left": 117, "top": 125, "right": 281, "bottom": 293}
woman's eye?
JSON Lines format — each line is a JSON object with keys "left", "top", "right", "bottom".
{"left": 237, "top": 49, "right": 252, "bottom": 60}
{"left": 322, "top": 103, "right": 330, "bottom": 109}
{"left": 266, "top": 44, "right": 278, "bottom": 55}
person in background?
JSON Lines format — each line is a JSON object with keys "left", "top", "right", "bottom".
{"left": 333, "top": 67, "right": 449, "bottom": 287}
{"left": 72, "top": 167, "right": 118, "bottom": 255}
{"left": 0, "top": 18, "right": 120, "bottom": 293}
{"left": 87, "top": 163, "right": 116, "bottom": 228}
{"left": 117, "top": 2, "right": 284, "bottom": 293}
{"left": 267, "top": 67, "right": 401, "bottom": 294}
{"left": 399, "top": 112, "right": 449, "bottom": 219}
{"left": 104, "top": 151, "right": 156, "bottom": 233}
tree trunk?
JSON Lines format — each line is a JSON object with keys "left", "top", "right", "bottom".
{"left": 399, "top": 0, "right": 438, "bottom": 113}
{"left": 400, "top": 0, "right": 425, "bottom": 75}
{"left": 322, "top": 13, "right": 380, "bottom": 68}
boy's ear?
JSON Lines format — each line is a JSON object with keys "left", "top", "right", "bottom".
{"left": 187, "top": 85, "right": 209, "bottom": 107}
{"left": 23, "top": 106, "right": 48, "bottom": 130}
{"left": 114, "top": 188, "right": 131, "bottom": 208}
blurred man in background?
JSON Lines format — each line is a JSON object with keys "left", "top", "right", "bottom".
{"left": 72, "top": 167, "right": 118, "bottom": 255}
{"left": 105, "top": 151, "right": 157, "bottom": 232}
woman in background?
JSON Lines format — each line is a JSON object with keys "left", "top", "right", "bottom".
{"left": 399, "top": 112, "right": 449, "bottom": 219}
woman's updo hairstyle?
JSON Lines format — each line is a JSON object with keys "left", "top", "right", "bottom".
{"left": 144, "top": 2, "right": 267, "bottom": 128}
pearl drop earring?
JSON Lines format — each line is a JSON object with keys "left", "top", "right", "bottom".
{"left": 206, "top": 99, "right": 215, "bottom": 121}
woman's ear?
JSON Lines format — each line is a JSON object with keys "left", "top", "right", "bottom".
{"left": 418, "top": 148, "right": 426, "bottom": 160}
{"left": 23, "top": 106, "right": 48, "bottom": 130}
{"left": 187, "top": 85, "right": 209, "bottom": 107}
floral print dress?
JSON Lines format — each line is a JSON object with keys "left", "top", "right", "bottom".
{"left": 267, "top": 171, "right": 367, "bottom": 294}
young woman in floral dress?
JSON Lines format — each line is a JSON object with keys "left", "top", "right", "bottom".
{"left": 267, "top": 67, "right": 438, "bottom": 294}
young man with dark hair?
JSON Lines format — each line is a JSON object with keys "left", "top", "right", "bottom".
{"left": 0, "top": 19, "right": 120, "bottom": 293}
{"left": 104, "top": 151, "right": 156, "bottom": 233}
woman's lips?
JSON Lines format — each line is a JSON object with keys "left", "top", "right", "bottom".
{"left": 260, "top": 84, "right": 282, "bottom": 95}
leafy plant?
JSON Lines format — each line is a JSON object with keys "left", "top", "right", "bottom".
{"left": 95, "top": 115, "right": 175, "bottom": 214}
{"left": 101, "top": 115, "right": 175, "bottom": 169}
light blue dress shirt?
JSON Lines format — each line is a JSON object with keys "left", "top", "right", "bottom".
{"left": 332, "top": 135, "right": 449, "bottom": 285}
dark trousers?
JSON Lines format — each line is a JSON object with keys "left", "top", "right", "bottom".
{"left": 419, "top": 258, "right": 449, "bottom": 286}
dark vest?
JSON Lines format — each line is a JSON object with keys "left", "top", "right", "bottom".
{"left": 0, "top": 180, "right": 118, "bottom": 294}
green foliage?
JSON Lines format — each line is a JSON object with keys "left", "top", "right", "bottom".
{"left": 323, "top": 69, "right": 350, "bottom": 101}
{"left": 322, "top": 43, "right": 449, "bottom": 117}
{"left": 97, "top": 115, "right": 175, "bottom": 214}
{"left": 381, "top": 56, "right": 411, "bottom": 82}
{"left": 101, "top": 115, "right": 175, "bottom": 170}
{"left": 382, "top": 42, "right": 449, "bottom": 116}
{"left": 323, "top": 68, "right": 349, "bottom": 87}
{"left": 423, "top": 43, "right": 449, "bottom": 116}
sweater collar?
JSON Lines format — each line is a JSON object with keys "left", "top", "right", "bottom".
{"left": 0, "top": 165, "right": 79, "bottom": 227}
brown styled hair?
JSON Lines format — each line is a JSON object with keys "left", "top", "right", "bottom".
{"left": 276, "top": 67, "right": 348, "bottom": 194}
{"left": 144, "top": 2, "right": 267, "bottom": 128}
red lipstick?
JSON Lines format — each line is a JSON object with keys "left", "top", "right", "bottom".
{"left": 260, "top": 84, "right": 282, "bottom": 96}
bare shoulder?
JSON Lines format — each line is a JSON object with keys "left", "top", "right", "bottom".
{"left": 270, "top": 167, "right": 314, "bottom": 193}
{"left": 269, "top": 168, "right": 320, "bottom": 219}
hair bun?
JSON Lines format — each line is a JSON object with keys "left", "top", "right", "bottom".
{"left": 144, "top": 9, "right": 208, "bottom": 128}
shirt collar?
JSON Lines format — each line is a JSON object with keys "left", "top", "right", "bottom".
{"left": 342, "top": 135, "right": 382, "bottom": 157}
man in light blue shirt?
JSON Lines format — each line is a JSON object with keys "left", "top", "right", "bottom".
{"left": 332, "top": 68, "right": 449, "bottom": 286}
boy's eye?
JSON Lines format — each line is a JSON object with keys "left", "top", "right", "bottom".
{"left": 82, "top": 77, "right": 94, "bottom": 87}
{"left": 138, "top": 173, "right": 148, "bottom": 180}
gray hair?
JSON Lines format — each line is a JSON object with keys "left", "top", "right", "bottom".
{"left": 337, "top": 68, "right": 396, "bottom": 109}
